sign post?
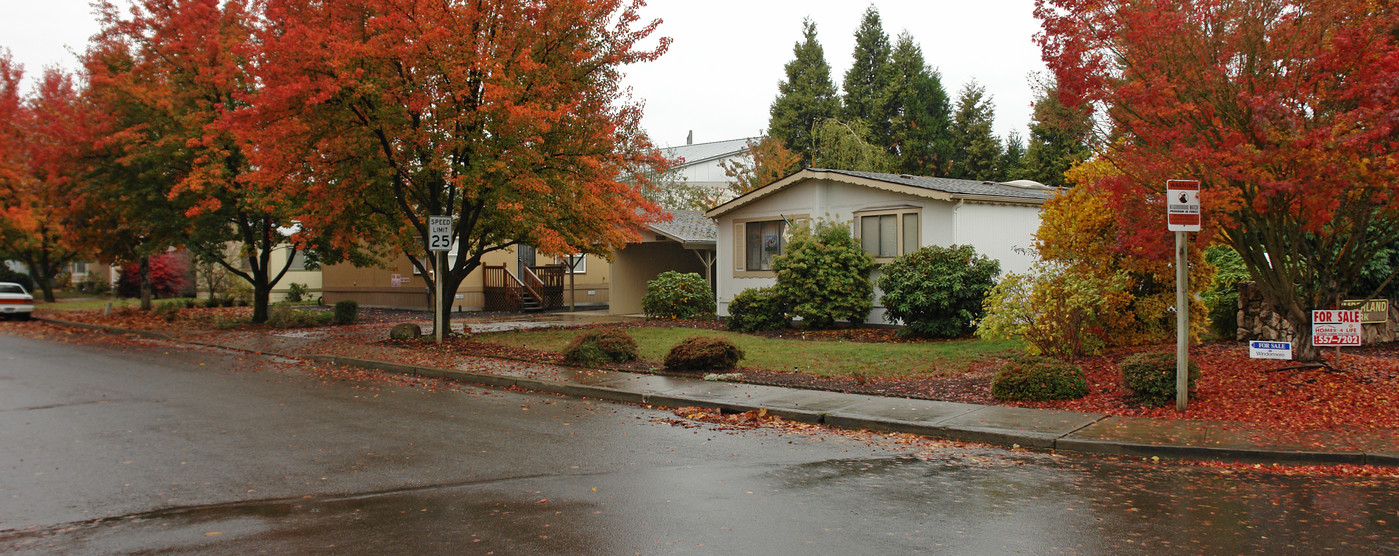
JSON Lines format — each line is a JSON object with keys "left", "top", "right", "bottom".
{"left": 427, "top": 216, "right": 452, "bottom": 344}
{"left": 1167, "top": 180, "right": 1201, "bottom": 411}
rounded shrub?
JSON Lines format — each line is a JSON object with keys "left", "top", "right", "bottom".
{"left": 664, "top": 336, "right": 745, "bottom": 372}
{"left": 990, "top": 356, "right": 1090, "bottom": 401}
{"left": 725, "top": 287, "right": 788, "bottom": 332}
{"left": 772, "top": 220, "right": 875, "bottom": 329}
{"left": 642, "top": 271, "right": 715, "bottom": 320}
{"left": 333, "top": 300, "right": 359, "bottom": 325}
{"left": 878, "top": 244, "right": 1000, "bottom": 338}
{"left": 1120, "top": 350, "right": 1201, "bottom": 408}
{"left": 563, "top": 329, "right": 640, "bottom": 365}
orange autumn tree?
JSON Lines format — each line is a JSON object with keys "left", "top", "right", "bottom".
{"left": 1035, "top": 158, "right": 1212, "bottom": 346}
{"left": 720, "top": 135, "right": 801, "bottom": 198}
{"left": 245, "top": 0, "right": 672, "bottom": 334}
{"left": 0, "top": 57, "right": 86, "bottom": 302}
{"left": 1038, "top": 0, "right": 1399, "bottom": 361}
{"left": 82, "top": 0, "right": 354, "bottom": 321}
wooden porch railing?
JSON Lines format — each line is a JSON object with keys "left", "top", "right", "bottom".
{"left": 483, "top": 264, "right": 566, "bottom": 312}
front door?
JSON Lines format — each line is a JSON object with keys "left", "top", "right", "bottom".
{"left": 517, "top": 244, "right": 536, "bottom": 279}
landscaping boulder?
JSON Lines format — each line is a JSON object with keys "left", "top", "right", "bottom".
{"left": 389, "top": 323, "right": 423, "bottom": 340}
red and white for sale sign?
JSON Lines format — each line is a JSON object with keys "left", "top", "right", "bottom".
{"left": 1312, "top": 310, "right": 1362, "bottom": 346}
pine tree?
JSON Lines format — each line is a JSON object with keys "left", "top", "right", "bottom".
{"left": 769, "top": 19, "right": 840, "bottom": 167}
{"left": 1021, "top": 84, "right": 1094, "bottom": 187}
{"left": 841, "top": 6, "right": 892, "bottom": 143}
{"left": 947, "top": 81, "right": 1002, "bottom": 181}
{"left": 1000, "top": 129, "right": 1026, "bottom": 181}
{"left": 883, "top": 32, "right": 952, "bottom": 176}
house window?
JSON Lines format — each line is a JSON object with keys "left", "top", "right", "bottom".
{"left": 288, "top": 249, "right": 308, "bottom": 271}
{"left": 858, "top": 211, "right": 920, "bottom": 260}
{"left": 744, "top": 220, "right": 786, "bottom": 271}
{"left": 72, "top": 261, "right": 89, "bottom": 276}
{"left": 557, "top": 254, "right": 586, "bottom": 274}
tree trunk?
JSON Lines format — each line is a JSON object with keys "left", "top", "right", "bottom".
{"left": 252, "top": 283, "right": 271, "bottom": 324}
{"left": 139, "top": 257, "right": 153, "bottom": 311}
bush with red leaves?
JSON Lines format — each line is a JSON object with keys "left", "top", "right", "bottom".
{"left": 117, "top": 252, "right": 190, "bottom": 299}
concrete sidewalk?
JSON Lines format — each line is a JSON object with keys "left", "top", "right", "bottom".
{"left": 43, "top": 316, "right": 1399, "bottom": 467}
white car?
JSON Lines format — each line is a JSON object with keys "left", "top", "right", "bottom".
{"left": 0, "top": 282, "right": 34, "bottom": 320}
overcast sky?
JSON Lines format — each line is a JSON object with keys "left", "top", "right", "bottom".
{"left": 1, "top": 0, "right": 1046, "bottom": 150}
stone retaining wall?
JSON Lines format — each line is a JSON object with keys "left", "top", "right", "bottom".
{"left": 1236, "top": 281, "right": 1398, "bottom": 343}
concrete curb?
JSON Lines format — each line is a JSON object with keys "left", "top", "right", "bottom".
{"left": 32, "top": 317, "right": 1399, "bottom": 468}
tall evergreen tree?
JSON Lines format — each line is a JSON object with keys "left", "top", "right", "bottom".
{"left": 947, "top": 81, "right": 1002, "bottom": 181}
{"left": 1021, "top": 84, "right": 1094, "bottom": 187}
{"left": 769, "top": 18, "right": 840, "bottom": 167}
{"left": 841, "top": 6, "right": 892, "bottom": 143}
{"left": 1000, "top": 129, "right": 1026, "bottom": 181}
{"left": 883, "top": 32, "right": 952, "bottom": 176}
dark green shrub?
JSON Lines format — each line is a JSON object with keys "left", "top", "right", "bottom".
{"left": 1120, "top": 350, "right": 1201, "bottom": 408}
{"left": 878, "top": 244, "right": 1000, "bottom": 338}
{"left": 153, "top": 300, "right": 182, "bottom": 322}
{"left": 1203, "top": 246, "right": 1247, "bottom": 339}
{"left": 642, "top": 271, "right": 715, "bottom": 319}
{"left": 333, "top": 300, "right": 359, "bottom": 325}
{"left": 0, "top": 267, "right": 34, "bottom": 292}
{"left": 664, "top": 336, "right": 745, "bottom": 372}
{"left": 725, "top": 287, "right": 788, "bottom": 332}
{"left": 267, "top": 306, "right": 333, "bottom": 328}
{"left": 286, "top": 282, "right": 309, "bottom": 303}
{"left": 563, "top": 329, "right": 640, "bottom": 365}
{"left": 990, "top": 356, "right": 1089, "bottom": 401}
{"left": 773, "top": 220, "right": 875, "bottom": 329}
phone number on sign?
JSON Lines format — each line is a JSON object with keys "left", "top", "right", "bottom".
{"left": 1314, "top": 335, "right": 1361, "bottom": 346}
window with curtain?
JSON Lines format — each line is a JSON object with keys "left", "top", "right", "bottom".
{"left": 744, "top": 220, "right": 786, "bottom": 271}
{"left": 858, "top": 211, "right": 920, "bottom": 260}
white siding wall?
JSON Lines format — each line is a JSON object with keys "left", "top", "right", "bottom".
{"left": 715, "top": 177, "right": 1045, "bottom": 326}
{"left": 952, "top": 202, "right": 1042, "bottom": 276}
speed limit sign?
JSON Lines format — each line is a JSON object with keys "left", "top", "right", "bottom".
{"left": 427, "top": 216, "right": 452, "bottom": 252}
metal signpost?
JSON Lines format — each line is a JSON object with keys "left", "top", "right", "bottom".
{"left": 1167, "top": 179, "right": 1201, "bottom": 411}
{"left": 427, "top": 216, "right": 452, "bottom": 344}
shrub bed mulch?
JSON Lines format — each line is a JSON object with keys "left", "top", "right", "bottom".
{"left": 1009, "top": 342, "right": 1399, "bottom": 432}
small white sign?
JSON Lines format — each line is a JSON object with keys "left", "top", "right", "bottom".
{"left": 427, "top": 216, "right": 452, "bottom": 252}
{"left": 1312, "top": 309, "right": 1362, "bottom": 347}
{"left": 1166, "top": 179, "right": 1201, "bottom": 232}
{"left": 1249, "top": 341, "right": 1292, "bottom": 360}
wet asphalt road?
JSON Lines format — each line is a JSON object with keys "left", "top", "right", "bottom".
{"left": 2, "top": 331, "right": 1398, "bottom": 554}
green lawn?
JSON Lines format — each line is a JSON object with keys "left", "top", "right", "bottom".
{"left": 35, "top": 296, "right": 154, "bottom": 311}
{"left": 474, "top": 326, "right": 1021, "bottom": 379}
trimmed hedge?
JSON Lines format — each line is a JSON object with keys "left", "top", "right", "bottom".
{"left": 663, "top": 336, "right": 745, "bottom": 372}
{"left": 725, "top": 287, "right": 788, "bottom": 332}
{"left": 642, "top": 271, "right": 715, "bottom": 319}
{"left": 1120, "top": 350, "right": 1200, "bottom": 408}
{"left": 990, "top": 356, "right": 1089, "bottom": 401}
{"left": 333, "top": 300, "right": 358, "bottom": 325}
{"left": 563, "top": 329, "right": 640, "bottom": 365}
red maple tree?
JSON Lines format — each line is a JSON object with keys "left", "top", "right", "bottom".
{"left": 1037, "top": 0, "right": 1399, "bottom": 360}
{"left": 78, "top": 0, "right": 340, "bottom": 320}
{"left": 0, "top": 56, "right": 87, "bottom": 302}
{"left": 242, "top": 0, "right": 673, "bottom": 333}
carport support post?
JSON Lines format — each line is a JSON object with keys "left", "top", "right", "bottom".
{"left": 1176, "top": 230, "right": 1189, "bottom": 411}
{"left": 435, "top": 250, "right": 445, "bottom": 345}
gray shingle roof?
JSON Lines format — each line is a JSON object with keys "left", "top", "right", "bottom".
{"left": 650, "top": 209, "right": 716, "bottom": 246}
{"left": 663, "top": 138, "right": 756, "bottom": 168}
{"left": 814, "top": 168, "right": 1055, "bottom": 201}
